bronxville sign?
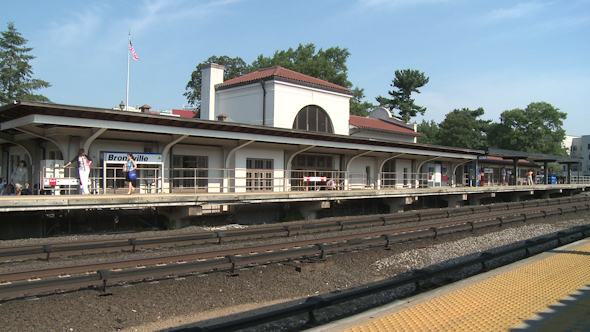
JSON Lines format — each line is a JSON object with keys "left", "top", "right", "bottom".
{"left": 104, "top": 152, "right": 163, "bottom": 164}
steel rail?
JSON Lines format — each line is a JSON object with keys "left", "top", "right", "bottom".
{"left": 2, "top": 196, "right": 587, "bottom": 263}
{"left": 174, "top": 225, "right": 590, "bottom": 332}
{"left": 1, "top": 201, "right": 589, "bottom": 300}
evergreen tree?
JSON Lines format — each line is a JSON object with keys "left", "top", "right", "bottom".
{"left": 376, "top": 69, "right": 429, "bottom": 121}
{"left": 0, "top": 22, "right": 51, "bottom": 105}
{"left": 416, "top": 119, "right": 440, "bottom": 145}
{"left": 436, "top": 108, "right": 490, "bottom": 149}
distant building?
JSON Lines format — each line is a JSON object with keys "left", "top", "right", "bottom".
{"left": 570, "top": 135, "right": 590, "bottom": 176}
{"left": 564, "top": 135, "right": 580, "bottom": 156}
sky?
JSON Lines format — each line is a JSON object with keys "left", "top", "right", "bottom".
{"left": 1, "top": 0, "right": 589, "bottom": 135}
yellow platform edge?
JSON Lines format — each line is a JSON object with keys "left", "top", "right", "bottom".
{"left": 310, "top": 238, "right": 590, "bottom": 332}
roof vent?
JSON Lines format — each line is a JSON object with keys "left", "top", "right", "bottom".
{"left": 217, "top": 114, "right": 228, "bottom": 122}
{"left": 139, "top": 104, "right": 152, "bottom": 113}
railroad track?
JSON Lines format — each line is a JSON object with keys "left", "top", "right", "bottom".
{"left": 1, "top": 198, "right": 589, "bottom": 300}
{"left": 2, "top": 196, "right": 588, "bottom": 263}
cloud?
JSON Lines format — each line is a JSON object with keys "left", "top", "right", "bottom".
{"left": 484, "top": 2, "right": 547, "bottom": 21}
{"left": 44, "top": 4, "right": 107, "bottom": 48}
{"left": 126, "top": 0, "right": 246, "bottom": 36}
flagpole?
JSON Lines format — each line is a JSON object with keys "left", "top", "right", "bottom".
{"left": 126, "top": 31, "right": 130, "bottom": 111}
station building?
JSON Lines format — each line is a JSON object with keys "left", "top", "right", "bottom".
{"left": 0, "top": 64, "right": 586, "bottom": 234}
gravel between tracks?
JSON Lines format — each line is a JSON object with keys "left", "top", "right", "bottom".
{"left": 1, "top": 210, "right": 589, "bottom": 332}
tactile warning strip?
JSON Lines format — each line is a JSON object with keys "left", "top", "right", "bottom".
{"left": 344, "top": 242, "right": 590, "bottom": 332}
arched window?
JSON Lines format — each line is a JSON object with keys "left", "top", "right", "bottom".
{"left": 292, "top": 105, "right": 334, "bottom": 133}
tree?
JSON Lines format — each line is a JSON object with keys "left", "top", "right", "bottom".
{"left": 436, "top": 108, "right": 490, "bottom": 149}
{"left": 184, "top": 43, "right": 375, "bottom": 116}
{"left": 487, "top": 102, "right": 567, "bottom": 156}
{"left": 183, "top": 55, "right": 249, "bottom": 112}
{"left": 376, "top": 69, "right": 429, "bottom": 122}
{"left": 416, "top": 119, "right": 440, "bottom": 145}
{"left": 349, "top": 87, "right": 374, "bottom": 117}
{"left": 0, "top": 22, "right": 51, "bottom": 105}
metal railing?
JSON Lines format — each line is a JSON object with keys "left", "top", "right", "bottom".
{"left": 40, "top": 166, "right": 162, "bottom": 195}
{"left": 380, "top": 172, "right": 429, "bottom": 189}
{"left": 38, "top": 166, "right": 590, "bottom": 195}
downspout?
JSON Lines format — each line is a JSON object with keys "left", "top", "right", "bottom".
{"left": 260, "top": 80, "right": 266, "bottom": 126}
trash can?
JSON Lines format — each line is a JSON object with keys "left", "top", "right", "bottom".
{"left": 550, "top": 174, "right": 557, "bottom": 184}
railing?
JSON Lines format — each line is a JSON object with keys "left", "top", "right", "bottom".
{"left": 38, "top": 166, "right": 590, "bottom": 195}
{"left": 40, "top": 166, "right": 162, "bottom": 195}
{"left": 380, "top": 172, "right": 429, "bottom": 189}
{"left": 572, "top": 176, "right": 590, "bottom": 184}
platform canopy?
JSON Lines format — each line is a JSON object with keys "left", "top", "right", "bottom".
{"left": 484, "top": 148, "right": 582, "bottom": 164}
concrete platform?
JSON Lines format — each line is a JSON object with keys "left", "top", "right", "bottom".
{"left": 311, "top": 238, "right": 590, "bottom": 332}
{"left": 0, "top": 184, "right": 587, "bottom": 213}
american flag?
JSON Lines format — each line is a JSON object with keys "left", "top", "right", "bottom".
{"left": 129, "top": 40, "right": 139, "bottom": 61}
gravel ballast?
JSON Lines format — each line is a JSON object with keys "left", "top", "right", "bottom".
{"left": 0, "top": 211, "right": 589, "bottom": 332}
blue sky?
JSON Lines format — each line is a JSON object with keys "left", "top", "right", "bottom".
{"left": 1, "top": 0, "right": 589, "bottom": 135}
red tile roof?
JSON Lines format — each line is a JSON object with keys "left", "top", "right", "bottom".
{"left": 219, "top": 66, "right": 351, "bottom": 93}
{"left": 172, "top": 109, "right": 197, "bottom": 118}
{"left": 349, "top": 115, "right": 422, "bottom": 136}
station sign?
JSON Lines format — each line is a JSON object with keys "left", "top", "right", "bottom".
{"left": 103, "top": 152, "right": 163, "bottom": 164}
{"left": 43, "top": 178, "right": 79, "bottom": 186}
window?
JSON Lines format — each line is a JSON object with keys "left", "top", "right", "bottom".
{"left": 246, "top": 158, "right": 273, "bottom": 192}
{"left": 573, "top": 146, "right": 577, "bottom": 151}
{"left": 292, "top": 105, "right": 334, "bottom": 133}
{"left": 292, "top": 155, "right": 333, "bottom": 169}
{"left": 172, "top": 155, "right": 208, "bottom": 191}
{"left": 588, "top": 144, "right": 590, "bottom": 149}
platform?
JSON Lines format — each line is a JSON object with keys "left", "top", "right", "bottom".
{"left": 312, "top": 238, "right": 590, "bottom": 332}
{"left": 0, "top": 183, "right": 587, "bottom": 213}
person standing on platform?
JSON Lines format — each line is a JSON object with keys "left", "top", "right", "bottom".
{"left": 124, "top": 153, "right": 138, "bottom": 194}
{"left": 326, "top": 178, "right": 336, "bottom": 190}
{"left": 527, "top": 170, "right": 534, "bottom": 185}
{"left": 9, "top": 160, "right": 28, "bottom": 195}
{"left": 64, "top": 149, "right": 92, "bottom": 195}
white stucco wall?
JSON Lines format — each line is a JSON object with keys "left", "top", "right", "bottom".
{"left": 234, "top": 148, "right": 285, "bottom": 193}
{"left": 216, "top": 80, "right": 351, "bottom": 135}
{"left": 347, "top": 156, "right": 378, "bottom": 188}
{"left": 217, "top": 85, "right": 266, "bottom": 126}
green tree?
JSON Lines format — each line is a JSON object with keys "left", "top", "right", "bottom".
{"left": 376, "top": 69, "right": 429, "bottom": 121}
{"left": 250, "top": 43, "right": 351, "bottom": 88}
{"left": 416, "top": 119, "right": 440, "bottom": 145}
{"left": 183, "top": 55, "right": 249, "bottom": 112}
{"left": 349, "top": 87, "right": 374, "bottom": 116}
{"left": 487, "top": 102, "right": 567, "bottom": 156}
{"left": 0, "top": 22, "right": 51, "bottom": 105}
{"left": 436, "top": 108, "right": 490, "bottom": 149}
{"left": 185, "top": 43, "right": 375, "bottom": 116}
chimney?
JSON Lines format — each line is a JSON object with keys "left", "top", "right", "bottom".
{"left": 139, "top": 104, "right": 152, "bottom": 113}
{"left": 201, "top": 63, "right": 225, "bottom": 121}
{"left": 217, "top": 114, "right": 228, "bottom": 122}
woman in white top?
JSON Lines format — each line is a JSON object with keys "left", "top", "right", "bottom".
{"left": 64, "top": 149, "right": 93, "bottom": 195}
{"left": 10, "top": 160, "right": 28, "bottom": 195}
